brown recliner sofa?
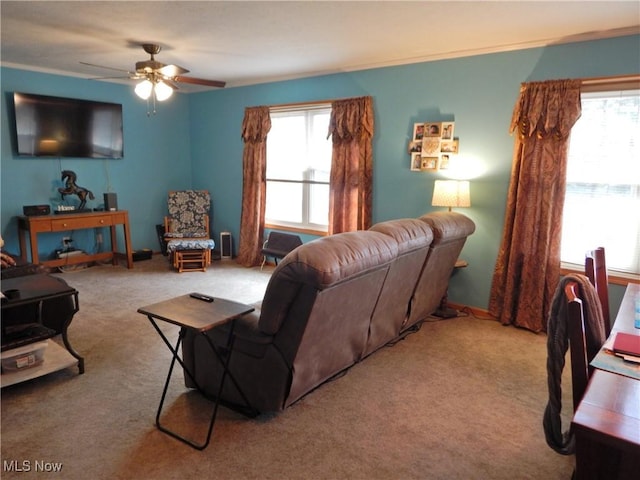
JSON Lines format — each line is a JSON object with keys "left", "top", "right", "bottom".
{"left": 182, "top": 211, "right": 475, "bottom": 414}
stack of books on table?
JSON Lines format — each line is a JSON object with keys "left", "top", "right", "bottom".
{"left": 612, "top": 332, "right": 640, "bottom": 364}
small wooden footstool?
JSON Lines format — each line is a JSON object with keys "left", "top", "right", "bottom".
{"left": 173, "top": 249, "right": 210, "bottom": 273}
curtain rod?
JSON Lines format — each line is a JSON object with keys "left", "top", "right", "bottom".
{"left": 581, "top": 73, "right": 639, "bottom": 85}
{"left": 269, "top": 99, "right": 332, "bottom": 109}
{"left": 268, "top": 96, "right": 360, "bottom": 111}
{"left": 269, "top": 101, "right": 331, "bottom": 113}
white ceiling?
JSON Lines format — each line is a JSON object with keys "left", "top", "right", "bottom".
{"left": 1, "top": 1, "right": 639, "bottom": 92}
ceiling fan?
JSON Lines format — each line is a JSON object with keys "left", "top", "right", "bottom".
{"left": 81, "top": 43, "right": 226, "bottom": 102}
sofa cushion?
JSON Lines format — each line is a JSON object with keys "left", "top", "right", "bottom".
{"left": 405, "top": 211, "right": 476, "bottom": 329}
{"left": 370, "top": 218, "right": 434, "bottom": 254}
{"left": 365, "top": 219, "right": 435, "bottom": 354}
{"left": 272, "top": 230, "right": 397, "bottom": 289}
{"left": 258, "top": 230, "right": 398, "bottom": 335}
{"left": 419, "top": 211, "right": 476, "bottom": 244}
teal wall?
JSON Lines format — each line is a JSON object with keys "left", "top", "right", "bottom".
{"left": 2, "top": 34, "right": 638, "bottom": 314}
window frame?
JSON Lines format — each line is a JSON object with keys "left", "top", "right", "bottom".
{"left": 265, "top": 104, "right": 332, "bottom": 235}
{"left": 560, "top": 76, "right": 640, "bottom": 285}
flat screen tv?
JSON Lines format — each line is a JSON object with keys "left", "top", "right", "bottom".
{"left": 12, "top": 92, "right": 124, "bottom": 159}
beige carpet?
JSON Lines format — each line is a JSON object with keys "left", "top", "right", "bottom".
{"left": 1, "top": 255, "right": 575, "bottom": 479}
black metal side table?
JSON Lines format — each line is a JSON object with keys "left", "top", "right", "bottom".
{"left": 138, "top": 293, "right": 256, "bottom": 450}
{"left": 1, "top": 274, "right": 84, "bottom": 387}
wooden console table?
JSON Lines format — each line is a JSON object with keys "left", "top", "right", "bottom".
{"left": 17, "top": 210, "right": 133, "bottom": 269}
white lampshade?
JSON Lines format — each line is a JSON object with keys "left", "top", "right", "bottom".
{"left": 432, "top": 180, "right": 471, "bottom": 211}
{"left": 134, "top": 79, "right": 153, "bottom": 100}
{"left": 154, "top": 81, "right": 173, "bottom": 101}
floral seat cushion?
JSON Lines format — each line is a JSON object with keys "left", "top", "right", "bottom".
{"left": 166, "top": 238, "right": 215, "bottom": 253}
{"left": 165, "top": 190, "right": 211, "bottom": 235}
{"left": 164, "top": 231, "right": 208, "bottom": 239}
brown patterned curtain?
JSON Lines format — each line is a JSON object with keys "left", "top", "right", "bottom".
{"left": 327, "top": 96, "right": 374, "bottom": 233}
{"left": 237, "top": 106, "right": 271, "bottom": 267}
{"left": 488, "top": 79, "right": 582, "bottom": 332}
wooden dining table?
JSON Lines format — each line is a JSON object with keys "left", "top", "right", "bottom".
{"left": 571, "top": 283, "right": 640, "bottom": 480}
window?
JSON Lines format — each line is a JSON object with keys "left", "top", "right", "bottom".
{"left": 266, "top": 105, "right": 332, "bottom": 233}
{"left": 561, "top": 86, "right": 640, "bottom": 279}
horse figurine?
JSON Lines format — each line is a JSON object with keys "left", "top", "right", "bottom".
{"left": 58, "top": 170, "right": 95, "bottom": 210}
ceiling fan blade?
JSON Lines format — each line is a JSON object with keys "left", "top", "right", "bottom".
{"left": 174, "top": 76, "right": 226, "bottom": 88}
{"left": 80, "top": 61, "right": 134, "bottom": 74}
{"left": 88, "top": 75, "right": 136, "bottom": 81}
{"left": 158, "top": 64, "right": 190, "bottom": 77}
{"left": 82, "top": 46, "right": 226, "bottom": 89}
{"left": 163, "top": 79, "right": 179, "bottom": 90}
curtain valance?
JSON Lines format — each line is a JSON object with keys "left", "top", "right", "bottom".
{"left": 510, "top": 79, "right": 582, "bottom": 140}
{"left": 328, "top": 96, "right": 374, "bottom": 142}
{"left": 242, "top": 106, "right": 271, "bottom": 143}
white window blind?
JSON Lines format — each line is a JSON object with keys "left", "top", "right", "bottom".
{"left": 561, "top": 88, "right": 640, "bottom": 278}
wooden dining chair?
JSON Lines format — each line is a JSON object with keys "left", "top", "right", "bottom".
{"left": 564, "top": 281, "right": 591, "bottom": 411}
{"left": 585, "top": 247, "right": 611, "bottom": 337}
{"left": 544, "top": 271, "right": 608, "bottom": 455}
{"left": 544, "top": 275, "right": 607, "bottom": 454}
{"left": 564, "top": 247, "right": 610, "bottom": 411}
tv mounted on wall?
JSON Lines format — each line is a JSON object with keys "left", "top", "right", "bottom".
{"left": 12, "top": 92, "right": 124, "bottom": 159}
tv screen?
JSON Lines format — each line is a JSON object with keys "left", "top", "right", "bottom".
{"left": 12, "top": 92, "right": 124, "bottom": 159}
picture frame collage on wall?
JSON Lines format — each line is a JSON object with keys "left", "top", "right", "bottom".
{"left": 408, "top": 121, "right": 459, "bottom": 171}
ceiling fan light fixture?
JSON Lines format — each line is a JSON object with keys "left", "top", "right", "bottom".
{"left": 154, "top": 80, "right": 173, "bottom": 101}
{"left": 135, "top": 79, "right": 153, "bottom": 100}
{"left": 83, "top": 44, "right": 225, "bottom": 111}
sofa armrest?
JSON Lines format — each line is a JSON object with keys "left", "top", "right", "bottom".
{"left": 223, "top": 311, "right": 275, "bottom": 358}
{"left": 234, "top": 312, "right": 272, "bottom": 342}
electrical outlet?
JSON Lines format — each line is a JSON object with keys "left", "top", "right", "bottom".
{"left": 62, "top": 236, "right": 72, "bottom": 246}
{"left": 96, "top": 232, "right": 103, "bottom": 243}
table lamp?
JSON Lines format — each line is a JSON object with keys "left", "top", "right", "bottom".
{"left": 431, "top": 180, "right": 471, "bottom": 211}
{"left": 431, "top": 179, "right": 470, "bottom": 318}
